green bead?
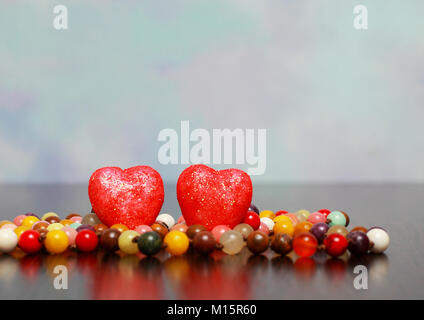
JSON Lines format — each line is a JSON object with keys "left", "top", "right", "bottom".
{"left": 327, "top": 211, "right": 346, "bottom": 227}
{"left": 137, "top": 231, "right": 162, "bottom": 256}
{"left": 69, "top": 222, "right": 82, "bottom": 229}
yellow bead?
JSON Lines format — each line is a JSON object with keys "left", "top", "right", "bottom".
{"left": 297, "top": 209, "right": 310, "bottom": 219}
{"left": 14, "top": 226, "right": 30, "bottom": 239}
{"left": 0, "top": 220, "right": 13, "bottom": 228}
{"left": 21, "top": 216, "right": 40, "bottom": 228}
{"left": 60, "top": 219, "right": 74, "bottom": 227}
{"left": 259, "top": 210, "right": 275, "bottom": 220}
{"left": 118, "top": 230, "right": 139, "bottom": 254}
{"left": 273, "top": 215, "right": 292, "bottom": 224}
{"left": 164, "top": 230, "right": 189, "bottom": 256}
{"left": 44, "top": 230, "right": 69, "bottom": 254}
{"left": 41, "top": 212, "right": 59, "bottom": 221}
{"left": 111, "top": 224, "right": 129, "bottom": 233}
{"left": 47, "top": 223, "right": 64, "bottom": 231}
{"left": 273, "top": 220, "right": 294, "bottom": 237}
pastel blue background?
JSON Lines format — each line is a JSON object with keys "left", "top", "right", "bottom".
{"left": 1, "top": 0, "right": 423, "bottom": 183}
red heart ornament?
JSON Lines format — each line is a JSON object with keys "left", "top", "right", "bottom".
{"left": 177, "top": 165, "right": 253, "bottom": 231}
{"left": 88, "top": 166, "right": 164, "bottom": 229}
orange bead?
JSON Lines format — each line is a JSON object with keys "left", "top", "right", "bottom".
{"left": 293, "top": 232, "right": 318, "bottom": 258}
{"left": 44, "top": 230, "right": 69, "bottom": 254}
{"left": 164, "top": 231, "right": 189, "bottom": 256}
{"left": 60, "top": 219, "right": 74, "bottom": 227}
{"left": 110, "top": 224, "right": 129, "bottom": 233}
{"left": 294, "top": 221, "right": 313, "bottom": 237}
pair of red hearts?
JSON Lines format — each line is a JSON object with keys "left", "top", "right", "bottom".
{"left": 88, "top": 165, "right": 253, "bottom": 230}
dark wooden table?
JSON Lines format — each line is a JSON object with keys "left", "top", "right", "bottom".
{"left": 0, "top": 184, "right": 422, "bottom": 299}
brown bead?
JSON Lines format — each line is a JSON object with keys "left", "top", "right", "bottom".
{"left": 233, "top": 223, "right": 254, "bottom": 240}
{"left": 94, "top": 223, "right": 108, "bottom": 235}
{"left": 66, "top": 213, "right": 81, "bottom": 219}
{"left": 247, "top": 231, "right": 269, "bottom": 255}
{"left": 271, "top": 233, "right": 293, "bottom": 256}
{"left": 38, "top": 228, "right": 48, "bottom": 241}
{"left": 340, "top": 210, "right": 350, "bottom": 227}
{"left": 82, "top": 213, "right": 101, "bottom": 226}
{"left": 151, "top": 222, "right": 168, "bottom": 239}
{"left": 33, "top": 221, "right": 49, "bottom": 231}
{"left": 100, "top": 228, "right": 121, "bottom": 252}
{"left": 193, "top": 231, "right": 216, "bottom": 255}
{"left": 350, "top": 226, "right": 367, "bottom": 233}
{"left": 186, "top": 224, "right": 206, "bottom": 240}
{"left": 45, "top": 216, "right": 61, "bottom": 224}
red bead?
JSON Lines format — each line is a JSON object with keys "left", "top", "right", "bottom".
{"left": 275, "top": 210, "right": 288, "bottom": 217}
{"left": 243, "top": 211, "right": 261, "bottom": 230}
{"left": 18, "top": 230, "right": 42, "bottom": 254}
{"left": 293, "top": 232, "right": 318, "bottom": 257}
{"left": 318, "top": 209, "right": 331, "bottom": 217}
{"left": 323, "top": 233, "right": 348, "bottom": 257}
{"left": 75, "top": 230, "right": 99, "bottom": 252}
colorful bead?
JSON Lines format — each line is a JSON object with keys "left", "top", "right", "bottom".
{"left": 13, "top": 215, "right": 26, "bottom": 226}
{"left": 70, "top": 216, "right": 83, "bottom": 223}
{"left": 21, "top": 216, "right": 40, "bottom": 228}
{"left": 192, "top": 231, "right": 216, "bottom": 255}
{"left": 135, "top": 224, "right": 153, "bottom": 234}
{"left": 246, "top": 231, "right": 269, "bottom": 255}
{"left": 45, "top": 216, "right": 61, "bottom": 224}
{"left": 150, "top": 222, "right": 168, "bottom": 239}
{"left": 0, "top": 220, "right": 13, "bottom": 228}
{"left": 219, "top": 230, "right": 244, "bottom": 255}
{"left": 44, "top": 230, "right": 69, "bottom": 254}
{"left": 69, "top": 222, "right": 82, "bottom": 229}
{"left": 326, "top": 225, "right": 349, "bottom": 237}
{"left": 258, "top": 222, "right": 270, "bottom": 235}
{"left": 0, "top": 229, "right": 18, "bottom": 253}
{"left": 259, "top": 210, "right": 275, "bottom": 220}
{"left": 76, "top": 225, "right": 96, "bottom": 233}
{"left": 273, "top": 220, "right": 294, "bottom": 237}
{"left": 273, "top": 215, "right": 292, "bottom": 224}
{"left": 138, "top": 231, "right": 162, "bottom": 256}
{"left": 323, "top": 233, "right": 348, "bottom": 257}
{"left": 347, "top": 231, "right": 369, "bottom": 256}
{"left": 233, "top": 223, "right": 254, "bottom": 240}
{"left": 75, "top": 230, "right": 98, "bottom": 252}
{"left": 1, "top": 223, "right": 16, "bottom": 231}
{"left": 367, "top": 227, "right": 390, "bottom": 254}
{"left": 61, "top": 227, "right": 77, "bottom": 246}
{"left": 100, "top": 228, "right": 121, "bottom": 252}
{"left": 351, "top": 226, "right": 367, "bottom": 233}
{"left": 60, "top": 219, "right": 74, "bottom": 227}
{"left": 284, "top": 213, "right": 299, "bottom": 226}
{"left": 170, "top": 223, "right": 188, "bottom": 233}
{"left": 294, "top": 212, "right": 307, "bottom": 222}
{"left": 318, "top": 209, "right": 331, "bottom": 217}
{"left": 294, "top": 221, "right": 313, "bottom": 236}
{"left": 249, "top": 204, "right": 259, "bottom": 214}
{"left": 110, "top": 224, "right": 129, "bottom": 233}
{"left": 118, "top": 230, "right": 139, "bottom": 254}
{"left": 271, "top": 233, "right": 292, "bottom": 255}
{"left": 310, "top": 222, "right": 329, "bottom": 244}
{"left": 327, "top": 211, "right": 347, "bottom": 227}
{"left": 260, "top": 217, "right": 274, "bottom": 231}
{"left": 41, "top": 212, "right": 59, "bottom": 221}
{"left": 296, "top": 209, "right": 310, "bottom": 219}
{"left": 14, "top": 226, "right": 30, "bottom": 239}
{"left": 243, "top": 211, "right": 261, "bottom": 230}
{"left": 211, "top": 225, "right": 231, "bottom": 242}
{"left": 275, "top": 210, "right": 289, "bottom": 217}
{"left": 340, "top": 211, "right": 350, "bottom": 227}
{"left": 164, "top": 230, "right": 189, "bottom": 256}
{"left": 81, "top": 213, "right": 101, "bottom": 226}
{"left": 293, "top": 232, "right": 318, "bottom": 258}
{"left": 307, "top": 212, "right": 326, "bottom": 224}
{"left": 47, "top": 223, "right": 64, "bottom": 231}
{"left": 156, "top": 213, "right": 175, "bottom": 229}
{"left": 66, "top": 213, "right": 81, "bottom": 219}
{"left": 94, "top": 223, "right": 108, "bottom": 234}
{"left": 18, "top": 230, "right": 42, "bottom": 254}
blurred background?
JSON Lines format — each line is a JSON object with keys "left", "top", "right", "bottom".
{"left": 1, "top": 0, "right": 423, "bottom": 184}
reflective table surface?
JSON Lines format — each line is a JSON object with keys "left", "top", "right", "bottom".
{"left": 0, "top": 184, "right": 422, "bottom": 299}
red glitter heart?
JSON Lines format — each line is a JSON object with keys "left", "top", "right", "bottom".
{"left": 177, "top": 165, "right": 253, "bottom": 231}
{"left": 88, "top": 166, "right": 164, "bottom": 229}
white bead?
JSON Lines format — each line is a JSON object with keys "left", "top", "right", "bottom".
{"left": 260, "top": 217, "right": 274, "bottom": 231}
{"left": 0, "top": 229, "right": 18, "bottom": 253}
{"left": 156, "top": 213, "right": 175, "bottom": 229}
{"left": 367, "top": 228, "right": 390, "bottom": 254}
